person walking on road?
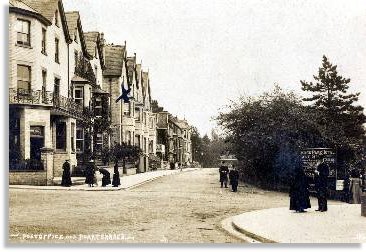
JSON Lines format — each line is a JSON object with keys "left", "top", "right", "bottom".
{"left": 219, "top": 161, "right": 229, "bottom": 188}
{"left": 315, "top": 160, "right": 329, "bottom": 212}
{"left": 61, "top": 159, "right": 72, "bottom": 187}
{"left": 229, "top": 165, "right": 239, "bottom": 192}
{"left": 289, "top": 168, "right": 311, "bottom": 212}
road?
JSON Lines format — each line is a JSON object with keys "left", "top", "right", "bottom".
{"left": 9, "top": 168, "right": 291, "bottom": 243}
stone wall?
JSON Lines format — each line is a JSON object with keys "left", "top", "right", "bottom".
{"left": 9, "top": 171, "right": 47, "bottom": 185}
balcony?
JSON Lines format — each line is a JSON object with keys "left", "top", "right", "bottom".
{"left": 9, "top": 88, "right": 85, "bottom": 119}
{"left": 9, "top": 88, "right": 53, "bottom": 106}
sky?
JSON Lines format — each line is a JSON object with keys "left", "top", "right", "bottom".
{"left": 63, "top": 0, "right": 366, "bottom": 136}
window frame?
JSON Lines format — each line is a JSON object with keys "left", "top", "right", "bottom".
{"left": 17, "top": 64, "right": 31, "bottom": 92}
{"left": 76, "top": 126, "right": 84, "bottom": 153}
{"left": 55, "top": 37, "right": 60, "bottom": 63}
{"left": 74, "top": 86, "right": 84, "bottom": 106}
{"left": 41, "top": 28, "right": 47, "bottom": 54}
{"left": 16, "top": 19, "right": 31, "bottom": 46}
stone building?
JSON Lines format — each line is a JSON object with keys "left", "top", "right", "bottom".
{"left": 9, "top": 0, "right": 108, "bottom": 185}
{"left": 152, "top": 100, "right": 192, "bottom": 166}
{"left": 9, "top": 0, "right": 82, "bottom": 185}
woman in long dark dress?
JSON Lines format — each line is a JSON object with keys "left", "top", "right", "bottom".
{"left": 99, "top": 168, "right": 111, "bottom": 187}
{"left": 61, "top": 160, "right": 72, "bottom": 187}
{"left": 289, "top": 168, "right": 311, "bottom": 212}
{"left": 85, "top": 160, "right": 96, "bottom": 187}
{"left": 112, "top": 161, "right": 121, "bottom": 187}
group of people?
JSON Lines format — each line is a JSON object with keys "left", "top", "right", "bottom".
{"left": 60, "top": 159, "right": 122, "bottom": 188}
{"left": 219, "top": 161, "right": 239, "bottom": 192}
{"left": 84, "top": 160, "right": 121, "bottom": 187}
{"left": 289, "top": 160, "right": 329, "bottom": 213}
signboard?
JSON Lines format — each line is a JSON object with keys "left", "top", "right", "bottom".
{"left": 336, "top": 180, "right": 344, "bottom": 191}
{"left": 301, "top": 148, "right": 336, "bottom": 177}
{"left": 30, "top": 126, "right": 44, "bottom": 138}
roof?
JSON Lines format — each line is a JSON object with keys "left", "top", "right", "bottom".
{"left": 126, "top": 56, "right": 136, "bottom": 85}
{"left": 141, "top": 71, "right": 149, "bottom": 98}
{"left": 84, "top": 32, "right": 99, "bottom": 56}
{"left": 20, "top": 0, "right": 58, "bottom": 22}
{"left": 65, "top": 11, "right": 79, "bottom": 34}
{"left": 11, "top": 0, "right": 72, "bottom": 42}
{"left": 136, "top": 64, "right": 141, "bottom": 89}
{"left": 103, "top": 44, "right": 125, "bottom": 76}
{"left": 10, "top": 0, "right": 38, "bottom": 12}
{"left": 71, "top": 75, "right": 89, "bottom": 83}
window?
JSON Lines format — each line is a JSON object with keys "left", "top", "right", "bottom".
{"left": 56, "top": 122, "right": 66, "bottom": 150}
{"left": 55, "top": 10, "right": 59, "bottom": 26}
{"left": 125, "top": 131, "right": 131, "bottom": 145}
{"left": 124, "top": 102, "right": 130, "bottom": 116}
{"left": 42, "top": 70, "right": 47, "bottom": 101}
{"left": 94, "top": 65, "right": 98, "bottom": 77}
{"left": 71, "top": 123, "right": 75, "bottom": 152}
{"left": 41, "top": 28, "right": 46, "bottom": 54}
{"left": 95, "top": 133, "right": 103, "bottom": 152}
{"left": 135, "top": 108, "right": 140, "bottom": 121}
{"left": 74, "top": 28, "right": 78, "bottom": 42}
{"left": 55, "top": 38, "right": 59, "bottom": 63}
{"left": 74, "top": 87, "right": 83, "bottom": 105}
{"left": 16, "top": 19, "right": 30, "bottom": 46}
{"left": 17, "top": 65, "right": 31, "bottom": 92}
{"left": 94, "top": 97, "right": 102, "bottom": 117}
{"left": 76, "top": 127, "right": 84, "bottom": 153}
{"left": 95, "top": 46, "right": 98, "bottom": 58}
{"left": 74, "top": 50, "right": 78, "bottom": 69}
{"left": 135, "top": 134, "right": 140, "bottom": 147}
{"left": 54, "top": 77, "right": 60, "bottom": 97}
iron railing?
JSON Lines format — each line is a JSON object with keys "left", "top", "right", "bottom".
{"left": 9, "top": 88, "right": 85, "bottom": 119}
{"left": 9, "top": 88, "right": 53, "bottom": 105}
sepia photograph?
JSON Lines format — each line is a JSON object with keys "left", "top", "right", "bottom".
{"left": 4, "top": 0, "right": 366, "bottom": 247}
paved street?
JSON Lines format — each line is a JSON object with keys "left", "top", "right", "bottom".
{"left": 9, "top": 168, "right": 293, "bottom": 243}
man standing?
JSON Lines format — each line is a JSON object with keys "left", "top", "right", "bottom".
{"left": 229, "top": 165, "right": 240, "bottom": 192}
{"left": 315, "top": 160, "right": 329, "bottom": 212}
{"left": 219, "top": 161, "right": 229, "bottom": 188}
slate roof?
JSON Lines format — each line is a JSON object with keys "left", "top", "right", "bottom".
{"left": 10, "top": 0, "right": 38, "bottom": 12}
{"left": 84, "top": 32, "right": 99, "bottom": 56}
{"left": 103, "top": 44, "right": 125, "bottom": 76}
{"left": 11, "top": 0, "right": 71, "bottom": 42}
{"left": 136, "top": 64, "right": 142, "bottom": 89}
{"left": 20, "top": 0, "right": 59, "bottom": 23}
{"left": 126, "top": 56, "right": 136, "bottom": 85}
{"left": 65, "top": 11, "right": 79, "bottom": 34}
{"left": 141, "top": 71, "right": 149, "bottom": 98}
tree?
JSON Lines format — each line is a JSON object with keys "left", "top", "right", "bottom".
{"left": 301, "top": 55, "right": 366, "bottom": 145}
{"left": 217, "top": 86, "right": 324, "bottom": 189}
{"left": 301, "top": 55, "right": 366, "bottom": 166}
{"left": 191, "top": 127, "right": 203, "bottom": 163}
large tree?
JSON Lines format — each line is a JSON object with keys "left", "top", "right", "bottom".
{"left": 217, "top": 86, "right": 324, "bottom": 188}
{"left": 301, "top": 55, "right": 366, "bottom": 146}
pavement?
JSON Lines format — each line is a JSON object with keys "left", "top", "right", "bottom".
{"left": 223, "top": 203, "right": 366, "bottom": 243}
{"left": 9, "top": 168, "right": 199, "bottom": 191}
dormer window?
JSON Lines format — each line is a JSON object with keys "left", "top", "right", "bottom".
{"left": 55, "top": 10, "right": 59, "bottom": 26}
